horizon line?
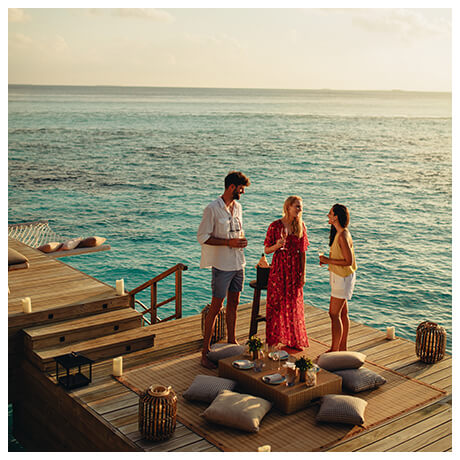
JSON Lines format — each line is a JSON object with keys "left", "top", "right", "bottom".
{"left": 7, "top": 83, "right": 452, "bottom": 95}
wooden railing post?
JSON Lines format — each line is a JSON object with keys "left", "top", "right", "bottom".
{"left": 175, "top": 269, "right": 182, "bottom": 319}
{"left": 151, "top": 282, "right": 157, "bottom": 325}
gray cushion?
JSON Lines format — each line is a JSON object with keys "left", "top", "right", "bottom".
{"left": 183, "top": 375, "right": 237, "bottom": 403}
{"left": 316, "top": 394, "right": 368, "bottom": 425}
{"left": 317, "top": 351, "right": 366, "bottom": 371}
{"left": 207, "top": 343, "right": 245, "bottom": 363}
{"left": 202, "top": 390, "right": 272, "bottom": 432}
{"left": 334, "top": 368, "right": 386, "bottom": 393}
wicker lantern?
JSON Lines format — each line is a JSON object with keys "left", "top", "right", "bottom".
{"left": 201, "top": 304, "right": 226, "bottom": 344}
{"left": 139, "top": 385, "right": 177, "bottom": 441}
{"left": 415, "top": 321, "right": 446, "bottom": 363}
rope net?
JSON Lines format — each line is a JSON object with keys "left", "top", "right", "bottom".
{"left": 8, "top": 220, "right": 71, "bottom": 248}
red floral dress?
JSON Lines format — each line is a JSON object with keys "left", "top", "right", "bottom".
{"left": 264, "top": 220, "right": 310, "bottom": 349}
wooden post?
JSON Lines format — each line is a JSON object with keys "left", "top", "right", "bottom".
{"left": 175, "top": 270, "right": 182, "bottom": 319}
{"left": 151, "top": 283, "right": 157, "bottom": 324}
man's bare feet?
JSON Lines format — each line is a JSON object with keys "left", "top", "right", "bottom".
{"left": 227, "top": 340, "right": 239, "bottom": 345}
{"left": 201, "top": 355, "right": 217, "bottom": 370}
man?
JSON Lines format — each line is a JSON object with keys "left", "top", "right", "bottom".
{"left": 197, "top": 171, "right": 250, "bottom": 369}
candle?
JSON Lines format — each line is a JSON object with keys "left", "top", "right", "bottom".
{"left": 386, "top": 326, "right": 396, "bottom": 340}
{"left": 257, "top": 445, "right": 271, "bottom": 452}
{"left": 113, "top": 356, "right": 123, "bottom": 376}
{"left": 116, "top": 279, "right": 125, "bottom": 295}
{"left": 22, "top": 297, "right": 32, "bottom": 314}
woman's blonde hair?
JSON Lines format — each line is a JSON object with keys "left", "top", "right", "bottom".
{"left": 282, "top": 196, "right": 304, "bottom": 238}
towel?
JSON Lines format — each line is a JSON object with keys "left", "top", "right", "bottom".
{"left": 233, "top": 360, "right": 253, "bottom": 369}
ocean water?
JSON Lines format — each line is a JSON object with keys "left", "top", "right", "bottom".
{"left": 8, "top": 85, "right": 452, "bottom": 352}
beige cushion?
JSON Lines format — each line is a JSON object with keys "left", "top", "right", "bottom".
{"left": 78, "top": 236, "right": 106, "bottom": 248}
{"left": 183, "top": 375, "right": 237, "bottom": 403}
{"left": 38, "top": 242, "right": 63, "bottom": 253}
{"left": 316, "top": 394, "right": 367, "bottom": 425}
{"left": 317, "top": 351, "right": 366, "bottom": 371}
{"left": 202, "top": 390, "right": 272, "bottom": 432}
{"left": 8, "top": 248, "right": 29, "bottom": 266}
{"left": 334, "top": 368, "right": 386, "bottom": 393}
{"left": 207, "top": 343, "right": 245, "bottom": 363}
{"left": 59, "top": 237, "right": 83, "bottom": 251}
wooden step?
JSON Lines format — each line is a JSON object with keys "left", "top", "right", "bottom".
{"left": 23, "top": 308, "right": 143, "bottom": 351}
{"left": 27, "top": 326, "right": 156, "bottom": 372}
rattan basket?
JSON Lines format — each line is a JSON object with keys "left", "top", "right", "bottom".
{"left": 138, "top": 385, "right": 177, "bottom": 441}
{"left": 201, "top": 304, "right": 226, "bottom": 343}
{"left": 415, "top": 321, "right": 446, "bottom": 363}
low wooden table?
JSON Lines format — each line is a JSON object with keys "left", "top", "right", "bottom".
{"left": 218, "top": 354, "right": 342, "bottom": 414}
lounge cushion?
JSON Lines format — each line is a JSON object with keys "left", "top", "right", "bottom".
{"left": 317, "top": 351, "right": 366, "bottom": 371}
{"left": 8, "top": 248, "right": 29, "bottom": 266}
{"left": 59, "top": 237, "right": 83, "bottom": 251}
{"left": 207, "top": 343, "right": 245, "bottom": 363}
{"left": 202, "top": 390, "right": 272, "bottom": 432}
{"left": 38, "top": 242, "right": 63, "bottom": 253}
{"left": 316, "top": 394, "right": 368, "bottom": 425}
{"left": 183, "top": 375, "right": 237, "bottom": 403}
{"left": 334, "top": 368, "right": 386, "bottom": 393}
{"left": 78, "top": 236, "right": 106, "bottom": 248}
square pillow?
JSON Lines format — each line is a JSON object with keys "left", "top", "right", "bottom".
{"left": 334, "top": 368, "right": 386, "bottom": 393}
{"left": 183, "top": 375, "right": 237, "bottom": 403}
{"left": 202, "top": 390, "right": 272, "bottom": 432}
{"left": 317, "top": 351, "right": 366, "bottom": 371}
{"left": 207, "top": 343, "right": 245, "bottom": 363}
{"left": 316, "top": 394, "right": 367, "bottom": 425}
{"left": 78, "top": 236, "right": 107, "bottom": 248}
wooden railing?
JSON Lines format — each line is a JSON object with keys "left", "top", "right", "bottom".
{"left": 128, "top": 263, "right": 188, "bottom": 325}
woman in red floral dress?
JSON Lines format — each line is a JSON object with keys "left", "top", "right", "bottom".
{"left": 264, "top": 196, "right": 309, "bottom": 349}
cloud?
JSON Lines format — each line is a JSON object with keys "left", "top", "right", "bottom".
{"left": 8, "top": 8, "right": 31, "bottom": 23}
{"left": 87, "top": 8, "right": 175, "bottom": 23}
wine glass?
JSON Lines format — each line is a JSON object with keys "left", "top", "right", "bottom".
{"left": 318, "top": 248, "right": 325, "bottom": 266}
{"left": 274, "top": 343, "right": 282, "bottom": 372}
{"left": 280, "top": 226, "right": 288, "bottom": 251}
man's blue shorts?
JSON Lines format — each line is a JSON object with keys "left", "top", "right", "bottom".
{"left": 211, "top": 267, "right": 244, "bottom": 299}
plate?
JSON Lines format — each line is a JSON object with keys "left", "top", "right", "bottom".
{"left": 262, "top": 374, "right": 286, "bottom": 385}
{"left": 232, "top": 359, "right": 254, "bottom": 370}
{"left": 268, "top": 350, "right": 289, "bottom": 361}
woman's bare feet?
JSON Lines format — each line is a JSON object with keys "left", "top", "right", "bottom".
{"left": 201, "top": 355, "right": 217, "bottom": 370}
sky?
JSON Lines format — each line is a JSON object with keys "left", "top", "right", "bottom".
{"left": 7, "top": 4, "right": 453, "bottom": 92}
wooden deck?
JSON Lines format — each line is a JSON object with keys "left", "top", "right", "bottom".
{"left": 9, "top": 239, "right": 451, "bottom": 452}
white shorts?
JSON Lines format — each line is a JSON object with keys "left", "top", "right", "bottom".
{"left": 330, "top": 271, "right": 356, "bottom": 300}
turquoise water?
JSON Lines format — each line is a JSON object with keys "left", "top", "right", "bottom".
{"left": 8, "top": 85, "right": 452, "bottom": 349}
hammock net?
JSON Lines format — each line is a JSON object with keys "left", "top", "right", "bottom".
{"left": 8, "top": 220, "right": 72, "bottom": 248}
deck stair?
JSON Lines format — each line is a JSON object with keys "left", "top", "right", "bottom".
{"left": 26, "top": 319, "right": 156, "bottom": 372}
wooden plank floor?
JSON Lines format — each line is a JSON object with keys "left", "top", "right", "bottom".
{"left": 60, "top": 301, "right": 451, "bottom": 452}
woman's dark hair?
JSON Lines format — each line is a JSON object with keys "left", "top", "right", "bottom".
{"left": 329, "top": 204, "right": 350, "bottom": 246}
{"left": 225, "top": 171, "right": 250, "bottom": 189}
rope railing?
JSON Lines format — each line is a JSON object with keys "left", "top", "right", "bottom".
{"left": 128, "top": 263, "right": 188, "bottom": 325}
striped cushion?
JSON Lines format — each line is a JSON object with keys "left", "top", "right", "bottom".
{"left": 317, "top": 351, "right": 366, "bottom": 371}
{"left": 183, "top": 375, "right": 237, "bottom": 403}
{"left": 334, "top": 368, "right": 386, "bottom": 393}
{"left": 316, "top": 394, "right": 367, "bottom": 425}
{"left": 207, "top": 343, "right": 245, "bottom": 362}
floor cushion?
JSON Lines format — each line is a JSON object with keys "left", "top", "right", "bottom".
{"left": 202, "top": 390, "right": 272, "bottom": 432}
{"left": 316, "top": 394, "right": 368, "bottom": 425}
{"left": 334, "top": 367, "right": 386, "bottom": 393}
{"left": 207, "top": 343, "right": 245, "bottom": 363}
{"left": 183, "top": 375, "right": 237, "bottom": 403}
{"left": 317, "top": 351, "right": 366, "bottom": 371}
{"left": 8, "top": 248, "right": 29, "bottom": 270}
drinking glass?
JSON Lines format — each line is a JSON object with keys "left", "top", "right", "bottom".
{"left": 280, "top": 227, "right": 288, "bottom": 250}
{"left": 318, "top": 248, "right": 325, "bottom": 266}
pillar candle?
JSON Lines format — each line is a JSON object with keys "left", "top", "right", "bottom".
{"left": 116, "top": 279, "right": 124, "bottom": 295}
{"left": 22, "top": 297, "right": 32, "bottom": 314}
{"left": 258, "top": 445, "right": 271, "bottom": 452}
{"left": 386, "top": 326, "right": 396, "bottom": 340}
{"left": 113, "top": 356, "right": 123, "bottom": 376}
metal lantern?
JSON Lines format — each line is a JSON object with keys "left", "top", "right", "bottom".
{"left": 201, "top": 304, "right": 226, "bottom": 344}
{"left": 139, "top": 385, "right": 177, "bottom": 441}
{"left": 415, "top": 321, "right": 446, "bottom": 363}
{"left": 54, "top": 352, "right": 93, "bottom": 390}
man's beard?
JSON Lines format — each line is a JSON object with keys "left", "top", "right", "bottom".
{"left": 232, "top": 191, "right": 240, "bottom": 200}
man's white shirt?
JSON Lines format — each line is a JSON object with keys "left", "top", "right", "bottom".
{"left": 197, "top": 197, "right": 246, "bottom": 271}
